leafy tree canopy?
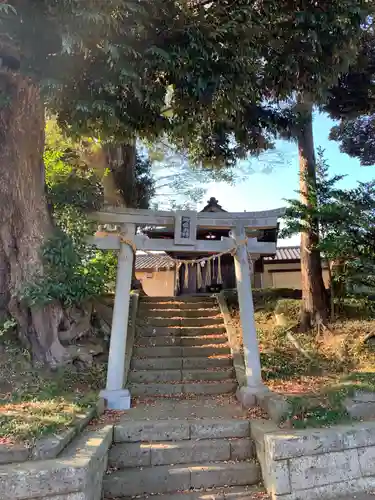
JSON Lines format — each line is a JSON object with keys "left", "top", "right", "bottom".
{"left": 329, "top": 115, "right": 375, "bottom": 166}
{"left": 3, "top": 1, "right": 373, "bottom": 168}
{"left": 282, "top": 149, "right": 375, "bottom": 292}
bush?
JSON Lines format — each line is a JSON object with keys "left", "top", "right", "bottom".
{"left": 339, "top": 296, "right": 375, "bottom": 320}
{"left": 224, "top": 288, "right": 303, "bottom": 318}
{"left": 20, "top": 229, "right": 117, "bottom": 307}
{"left": 253, "top": 288, "right": 302, "bottom": 302}
{"left": 274, "top": 299, "right": 301, "bottom": 321}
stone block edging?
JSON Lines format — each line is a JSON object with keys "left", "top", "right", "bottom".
{"left": 0, "top": 399, "right": 105, "bottom": 465}
{"left": 0, "top": 425, "right": 113, "bottom": 500}
{"left": 251, "top": 419, "right": 375, "bottom": 500}
{"left": 216, "top": 292, "right": 246, "bottom": 387}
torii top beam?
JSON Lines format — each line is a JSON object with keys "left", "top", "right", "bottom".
{"left": 90, "top": 207, "right": 285, "bottom": 230}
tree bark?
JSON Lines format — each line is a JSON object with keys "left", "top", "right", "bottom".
{"left": 297, "top": 102, "right": 328, "bottom": 331}
{"left": 104, "top": 141, "right": 145, "bottom": 291}
{"left": 108, "top": 142, "right": 136, "bottom": 207}
{"left": 0, "top": 72, "right": 67, "bottom": 365}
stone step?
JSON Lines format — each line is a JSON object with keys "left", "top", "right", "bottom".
{"left": 109, "top": 437, "right": 255, "bottom": 468}
{"left": 103, "top": 461, "right": 260, "bottom": 497}
{"left": 141, "top": 309, "right": 220, "bottom": 319}
{"left": 183, "top": 346, "right": 231, "bottom": 357}
{"left": 110, "top": 485, "right": 267, "bottom": 500}
{"left": 133, "top": 345, "right": 230, "bottom": 358}
{"left": 129, "top": 381, "right": 237, "bottom": 397}
{"left": 141, "top": 296, "right": 215, "bottom": 303}
{"left": 138, "top": 326, "right": 227, "bottom": 337}
{"left": 128, "top": 368, "right": 235, "bottom": 383}
{"left": 183, "top": 356, "right": 232, "bottom": 369}
{"left": 114, "top": 419, "right": 250, "bottom": 443}
{"left": 182, "top": 368, "right": 235, "bottom": 381}
{"left": 131, "top": 356, "right": 232, "bottom": 370}
{"left": 140, "top": 302, "right": 217, "bottom": 311}
{"left": 136, "top": 334, "right": 228, "bottom": 347}
{"left": 138, "top": 317, "right": 224, "bottom": 327}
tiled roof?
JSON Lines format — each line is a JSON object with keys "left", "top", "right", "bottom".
{"left": 264, "top": 246, "right": 300, "bottom": 261}
{"left": 135, "top": 246, "right": 302, "bottom": 270}
{"left": 135, "top": 253, "right": 175, "bottom": 270}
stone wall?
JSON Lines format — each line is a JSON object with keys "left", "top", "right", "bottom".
{"left": 252, "top": 419, "right": 375, "bottom": 500}
{"left": 0, "top": 426, "right": 113, "bottom": 500}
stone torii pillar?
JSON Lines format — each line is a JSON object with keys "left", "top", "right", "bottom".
{"left": 231, "top": 226, "right": 266, "bottom": 405}
{"left": 100, "top": 223, "right": 135, "bottom": 410}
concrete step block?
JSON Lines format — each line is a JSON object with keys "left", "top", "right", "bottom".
{"left": 182, "top": 357, "right": 232, "bottom": 369}
{"left": 103, "top": 464, "right": 191, "bottom": 497}
{"left": 150, "top": 439, "right": 230, "bottom": 466}
{"left": 136, "top": 335, "right": 228, "bottom": 347}
{"left": 182, "top": 346, "right": 231, "bottom": 357}
{"left": 190, "top": 419, "right": 250, "bottom": 439}
{"left": 141, "top": 296, "right": 215, "bottom": 304}
{"left": 131, "top": 358, "right": 182, "bottom": 370}
{"left": 182, "top": 368, "right": 235, "bottom": 381}
{"left": 109, "top": 438, "right": 255, "bottom": 469}
{"left": 128, "top": 381, "right": 236, "bottom": 397}
{"left": 180, "top": 335, "right": 228, "bottom": 346}
{"left": 141, "top": 309, "right": 220, "bottom": 318}
{"left": 103, "top": 462, "right": 260, "bottom": 497}
{"left": 117, "top": 486, "right": 267, "bottom": 500}
{"left": 128, "top": 370, "right": 182, "bottom": 383}
{"left": 183, "top": 382, "right": 237, "bottom": 395}
{"left": 129, "top": 383, "right": 184, "bottom": 397}
{"left": 109, "top": 442, "right": 151, "bottom": 468}
{"left": 133, "top": 346, "right": 182, "bottom": 357}
{"left": 113, "top": 419, "right": 251, "bottom": 444}
{"left": 136, "top": 336, "right": 182, "bottom": 347}
{"left": 229, "top": 438, "right": 255, "bottom": 461}
{"left": 190, "top": 461, "right": 260, "bottom": 489}
{"left": 114, "top": 420, "right": 190, "bottom": 443}
{"left": 138, "top": 326, "right": 227, "bottom": 337}
{"left": 140, "top": 302, "right": 217, "bottom": 311}
{"left": 138, "top": 318, "right": 224, "bottom": 327}
{"left": 182, "top": 318, "right": 224, "bottom": 326}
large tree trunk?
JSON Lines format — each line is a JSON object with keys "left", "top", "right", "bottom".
{"left": 109, "top": 142, "right": 136, "bottom": 207}
{"left": 297, "top": 102, "right": 328, "bottom": 331}
{"left": 104, "top": 142, "right": 144, "bottom": 291}
{"left": 0, "top": 73, "right": 67, "bottom": 365}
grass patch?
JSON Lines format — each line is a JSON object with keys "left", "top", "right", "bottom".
{"left": 228, "top": 293, "right": 375, "bottom": 428}
{"left": 0, "top": 334, "right": 106, "bottom": 443}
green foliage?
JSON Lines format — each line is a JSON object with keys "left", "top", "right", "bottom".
{"left": 326, "top": 32, "right": 375, "bottom": 164}
{"left": 20, "top": 121, "right": 116, "bottom": 307}
{"left": 282, "top": 149, "right": 375, "bottom": 297}
{"left": 281, "top": 148, "right": 345, "bottom": 240}
{"left": 20, "top": 229, "right": 114, "bottom": 307}
{"left": 5, "top": 0, "right": 372, "bottom": 167}
{"left": 329, "top": 115, "right": 375, "bottom": 166}
{"left": 339, "top": 296, "right": 375, "bottom": 320}
{"left": 0, "top": 318, "right": 17, "bottom": 337}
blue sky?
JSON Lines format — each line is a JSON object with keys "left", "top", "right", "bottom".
{"left": 198, "top": 112, "right": 374, "bottom": 246}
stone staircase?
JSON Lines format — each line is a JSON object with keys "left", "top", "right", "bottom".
{"left": 103, "top": 296, "right": 264, "bottom": 500}
{"left": 103, "top": 399, "right": 262, "bottom": 500}
{"left": 127, "top": 296, "right": 237, "bottom": 398}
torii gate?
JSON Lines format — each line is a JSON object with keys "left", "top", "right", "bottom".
{"left": 91, "top": 207, "right": 285, "bottom": 409}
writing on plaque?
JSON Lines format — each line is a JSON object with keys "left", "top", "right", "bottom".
{"left": 180, "top": 216, "right": 191, "bottom": 239}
